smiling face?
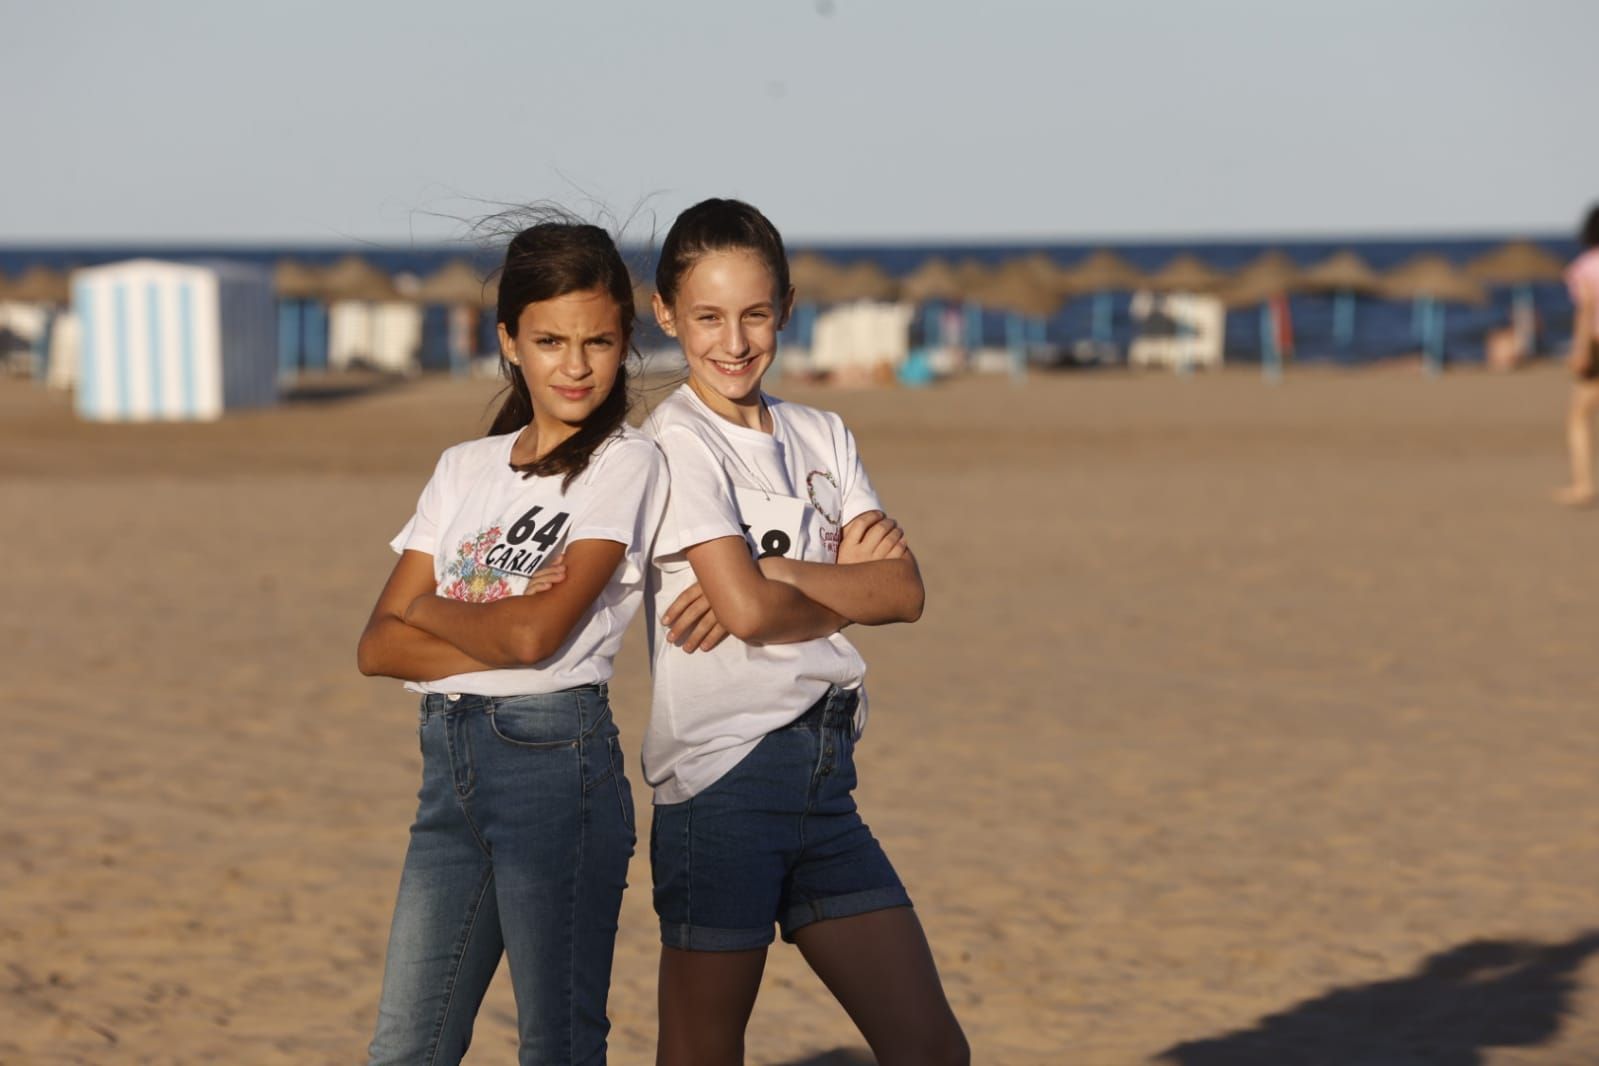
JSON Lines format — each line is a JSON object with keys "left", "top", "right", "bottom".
{"left": 655, "top": 249, "right": 794, "bottom": 424}
{"left": 497, "top": 287, "right": 624, "bottom": 448}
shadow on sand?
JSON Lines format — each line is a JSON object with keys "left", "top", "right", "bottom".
{"left": 775, "top": 1050, "right": 875, "bottom": 1066}
{"left": 1157, "top": 931, "right": 1599, "bottom": 1066}
{"left": 281, "top": 370, "right": 411, "bottom": 406}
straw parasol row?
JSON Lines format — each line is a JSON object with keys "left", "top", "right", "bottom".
{"left": 0, "top": 265, "right": 72, "bottom": 305}
{"left": 780, "top": 240, "right": 1562, "bottom": 315}
{"left": 272, "top": 256, "right": 497, "bottom": 307}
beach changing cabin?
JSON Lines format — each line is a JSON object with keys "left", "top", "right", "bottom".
{"left": 72, "top": 259, "right": 278, "bottom": 421}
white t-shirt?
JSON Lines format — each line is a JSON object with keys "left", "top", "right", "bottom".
{"left": 641, "top": 384, "right": 883, "bottom": 803}
{"left": 390, "top": 425, "right": 667, "bottom": 697}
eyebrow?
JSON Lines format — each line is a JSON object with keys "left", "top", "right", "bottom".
{"left": 531, "top": 329, "right": 618, "bottom": 341}
{"left": 688, "top": 301, "right": 774, "bottom": 313}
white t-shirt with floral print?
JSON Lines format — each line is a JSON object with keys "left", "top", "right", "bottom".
{"left": 390, "top": 425, "right": 666, "bottom": 697}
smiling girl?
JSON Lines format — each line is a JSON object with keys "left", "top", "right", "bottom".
{"left": 356, "top": 221, "right": 665, "bottom": 1066}
{"left": 641, "top": 199, "right": 969, "bottom": 1066}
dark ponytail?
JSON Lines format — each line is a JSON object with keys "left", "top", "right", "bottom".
{"left": 655, "top": 198, "right": 791, "bottom": 311}
{"left": 489, "top": 220, "right": 636, "bottom": 489}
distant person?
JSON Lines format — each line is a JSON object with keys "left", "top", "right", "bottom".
{"left": 641, "top": 198, "right": 969, "bottom": 1066}
{"left": 1555, "top": 204, "right": 1599, "bottom": 506}
{"left": 355, "top": 220, "right": 665, "bottom": 1065}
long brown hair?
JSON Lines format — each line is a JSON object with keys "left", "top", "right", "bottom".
{"left": 489, "top": 221, "right": 635, "bottom": 488}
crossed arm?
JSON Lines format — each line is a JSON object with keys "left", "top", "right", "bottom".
{"left": 356, "top": 539, "right": 622, "bottom": 681}
{"left": 662, "top": 511, "right": 924, "bottom": 653}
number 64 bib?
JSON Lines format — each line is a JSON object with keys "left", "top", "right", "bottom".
{"left": 733, "top": 486, "right": 807, "bottom": 560}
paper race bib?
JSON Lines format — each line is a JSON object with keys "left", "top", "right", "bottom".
{"left": 733, "top": 486, "right": 807, "bottom": 560}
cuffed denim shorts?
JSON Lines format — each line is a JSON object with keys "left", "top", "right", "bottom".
{"left": 650, "top": 685, "right": 911, "bottom": 952}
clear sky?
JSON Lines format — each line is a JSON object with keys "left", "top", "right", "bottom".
{"left": 4, "top": 0, "right": 1595, "bottom": 244}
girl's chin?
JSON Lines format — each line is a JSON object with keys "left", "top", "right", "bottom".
{"left": 692, "top": 364, "right": 767, "bottom": 401}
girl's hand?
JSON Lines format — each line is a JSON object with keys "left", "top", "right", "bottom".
{"left": 522, "top": 554, "right": 567, "bottom": 596}
{"left": 838, "top": 511, "right": 909, "bottom": 564}
{"left": 662, "top": 581, "right": 730, "bottom": 653}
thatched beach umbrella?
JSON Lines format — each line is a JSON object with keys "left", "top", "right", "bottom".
{"left": 1465, "top": 240, "right": 1565, "bottom": 286}
{"left": 1299, "top": 250, "right": 1384, "bottom": 353}
{"left": 899, "top": 258, "right": 966, "bottom": 349}
{"left": 788, "top": 252, "right": 844, "bottom": 305}
{"left": 417, "top": 259, "right": 497, "bottom": 309}
{"left": 633, "top": 282, "right": 657, "bottom": 317}
{"left": 830, "top": 260, "right": 899, "bottom": 303}
{"left": 1144, "top": 253, "right": 1227, "bottom": 294}
{"left": 1220, "top": 250, "right": 1301, "bottom": 309}
{"left": 274, "top": 259, "right": 324, "bottom": 300}
{"left": 418, "top": 260, "right": 498, "bottom": 374}
{"left": 8, "top": 265, "right": 70, "bottom": 306}
{"left": 1380, "top": 255, "right": 1487, "bottom": 373}
{"left": 272, "top": 259, "right": 329, "bottom": 376}
{"left": 900, "top": 257, "right": 963, "bottom": 304}
{"left": 1058, "top": 249, "right": 1144, "bottom": 345}
{"left": 1467, "top": 240, "right": 1565, "bottom": 355}
{"left": 320, "top": 255, "right": 399, "bottom": 302}
{"left": 1380, "top": 254, "right": 1488, "bottom": 305}
{"left": 1221, "top": 250, "right": 1302, "bottom": 380}
{"left": 947, "top": 259, "right": 995, "bottom": 351}
{"left": 971, "top": 261, "right": 1060, "bottom": 373}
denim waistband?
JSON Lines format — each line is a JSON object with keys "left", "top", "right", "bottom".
{"left": 420, "top": 682, "right": 609, "bottom": 718}
{"left": 785, "top": 685, "right": 860, "bottom": 730}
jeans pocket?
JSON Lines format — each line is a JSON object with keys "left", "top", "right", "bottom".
{"left": 607, "top": 734, "right": 636, "bottom": 834}
{"left": 486, "top": 696, "right": 583, "bottom": 750}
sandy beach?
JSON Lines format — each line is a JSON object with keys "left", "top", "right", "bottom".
{"left": 3, "top": 363, "right": 1597, "bottom": 1065}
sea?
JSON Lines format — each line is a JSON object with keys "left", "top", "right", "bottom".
{"left": 0, "top": 234, "right": 1580, "bottom": 367}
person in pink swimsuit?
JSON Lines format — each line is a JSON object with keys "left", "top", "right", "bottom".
{"left": 1556, "top": 205, "right": 1599, "bottom": 506}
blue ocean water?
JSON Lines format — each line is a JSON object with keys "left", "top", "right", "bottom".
{"left": 0, "top": 234, "right": 1580, "bottom": 366}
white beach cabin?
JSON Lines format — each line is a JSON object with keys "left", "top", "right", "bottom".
{"left": 72, "top": 259, "right": 278, "bottom": 421}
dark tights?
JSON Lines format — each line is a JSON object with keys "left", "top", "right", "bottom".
{"left": 656, "top": 907, "right": 969, "bottom": 1066}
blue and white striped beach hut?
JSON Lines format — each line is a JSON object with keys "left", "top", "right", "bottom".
{"left": 72, "top": 259, "right": 278, "bottom": 421}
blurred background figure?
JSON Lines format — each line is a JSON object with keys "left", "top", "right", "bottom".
{"left": 1555, "top": 204, "right": 1599, "bottom": 506}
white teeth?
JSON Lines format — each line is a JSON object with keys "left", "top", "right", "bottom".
{"left": 711, "top": 358, "right": 753, "bottom": 373}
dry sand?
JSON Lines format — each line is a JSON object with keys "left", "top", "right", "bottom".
{"left": 2, "top": 364, "right": 1597, "bottom": 1065}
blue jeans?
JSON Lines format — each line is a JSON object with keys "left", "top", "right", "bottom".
{"left": 367, "top": 684, "right": 635, "bottom": 1066}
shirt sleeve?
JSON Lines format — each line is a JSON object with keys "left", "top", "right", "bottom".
{"left": 652, "top": 424, "right": 747, "bottom": 562}
{"left": 565, "top": 439, "right": 668, "bottom": 585}
{"left": 389, "top": 448, "right": 453, "bottom": 556}
{"left": 838, "top": 422, "right": 884, "bottom": 527}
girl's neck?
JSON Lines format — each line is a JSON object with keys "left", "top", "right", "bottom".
{"left": 511, "top": 413, "right": 578, "bottom": 465}
{"left": 689, "top": 376, "right": 770, "bottom": 433}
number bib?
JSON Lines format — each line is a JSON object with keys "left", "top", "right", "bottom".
{"left": 734, "top": 486, "right": 807, "bottom": 560}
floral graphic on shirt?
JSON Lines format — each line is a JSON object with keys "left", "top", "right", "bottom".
{"left": 806, "top": 469, "right": 843, "bottom": 558}
{"left": 441, "top": 524, "right": 514, "bottom": 602}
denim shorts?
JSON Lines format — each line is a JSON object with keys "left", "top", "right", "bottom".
{"left": 650, "top": 686, "right": 911, "bottom": 952}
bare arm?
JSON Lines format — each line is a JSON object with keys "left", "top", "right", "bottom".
{"left": 356, "top": 550, "right": 500, "bottom": 681}
{"left": 680, "top": 535, "right": 846, "bottom": 645}
{"left": 1572, "top": 289, "right": 1594, "bottom": 375}
{"left": 402, "top": 539, "right": 624, "bottom": 667}
{"left": 758, "top": 511, "right": 924, "bottom": 625}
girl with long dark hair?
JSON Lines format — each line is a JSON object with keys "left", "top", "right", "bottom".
{"left": 357, "top": 220, "right": 664, "bottom": 1065}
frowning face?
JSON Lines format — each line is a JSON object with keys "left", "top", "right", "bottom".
{"left": 498, "top": 287, "right": 624, "bottom": 434}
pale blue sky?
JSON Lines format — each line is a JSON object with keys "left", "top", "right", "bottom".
{"left": 4, "top": 0, "right": 1595, "bottom": 243}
